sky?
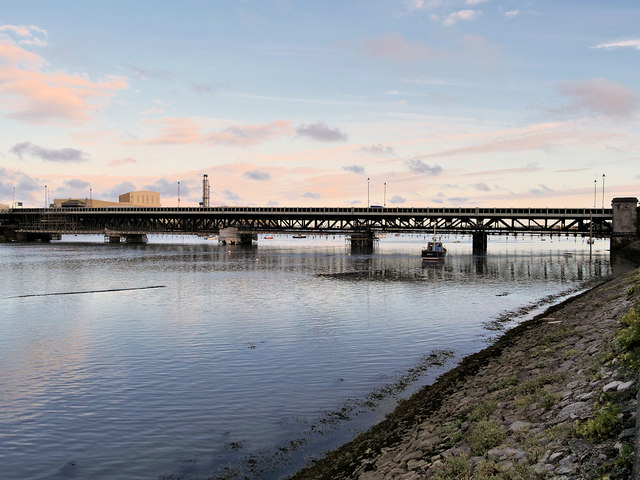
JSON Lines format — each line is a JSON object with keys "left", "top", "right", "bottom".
{"left": 0, "top": 0, "right": 639, "bottom": 208}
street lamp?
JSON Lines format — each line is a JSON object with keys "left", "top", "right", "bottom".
{"left": 89, "top": 188, "right": 92, "bottom": 207}
{"left": 44, "top": 185, "right": 47, "bottom": 208}
{"left": 178, "top": 181, "right": 181, "bottom": 207}
{"left": 593, "top": 179, "right": 596, "bottom": 208}
{"left": 384, "top": 182, "right": 387, "bottom": 207}
{"left": 367, "top": 177, "right": 370, "bottom": 208}
{"left": 601, "top": 174, "right": 605, "bottom": 210}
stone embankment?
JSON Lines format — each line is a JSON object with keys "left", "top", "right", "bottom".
{"left": 292, "top": 268, "right": 640, "bottom": 480}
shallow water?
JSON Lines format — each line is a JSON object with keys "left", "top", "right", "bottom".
{"left": 0, "top": 235, "right": 615, "bottom": 479}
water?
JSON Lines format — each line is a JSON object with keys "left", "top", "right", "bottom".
{"left": 0, "top": 235, "right": 616, "bottom": 479}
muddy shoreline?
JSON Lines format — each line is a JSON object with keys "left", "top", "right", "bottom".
{"left": 290, "top": 267, "right": 640, "bottom": 479}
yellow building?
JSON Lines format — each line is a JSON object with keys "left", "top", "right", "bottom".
{"left": 52, "top": 191, "right": 161, "bottom": 208}
{"left": 0, "top": 203, "right": 10, "bottom": 211}
{"left": 118, "top": 191, "right": 161, "bottom": 207}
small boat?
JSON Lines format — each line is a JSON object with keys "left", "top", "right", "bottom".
{"left": 292, "top": 234, "right": 307, "bottom": 239}
{"left": 205, "top": 235, "right": 217, "bottom": 240}
{"left": 421, "top": 240, "right": 447, "bottom": 261}
{"left": 264, "top": 236, "right": 274, "bottom": 239}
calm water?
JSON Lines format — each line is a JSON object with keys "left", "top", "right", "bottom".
{"left": 0, "top": 235, "right": 617, "bottom": 479}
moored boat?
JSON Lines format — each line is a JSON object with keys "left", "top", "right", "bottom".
{"left": 421, "top": 239, "right": 447, "bottom": 261}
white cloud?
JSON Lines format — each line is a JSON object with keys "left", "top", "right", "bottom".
{"left": 0, "top": 24, "right": 48, "bottom": 46}
{"left": 443, "top": 10, "right": 481, "bottom": 26}
{"left": 593, "top": 39, "right": 640, "bottom": 51}
{"left": 504, "top": 10, "right": 519, "bottom": 19}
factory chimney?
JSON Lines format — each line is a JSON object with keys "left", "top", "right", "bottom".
{"left": 201, "top": 174, "right": 210, "bottom": 207}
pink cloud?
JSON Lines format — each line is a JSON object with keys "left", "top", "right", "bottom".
{"left": 142, "top": 117, "right": 202, "bottom": 145}
{"left": 359, "top": 32, "right": 437, "bottom": 63}
{"left": 413, "top": 122, "right": 620, "bottom": 159}
{"left": 555, "top": 78, "right": 638, "bottom": 118}
{"left": 140, "top": 118, "right": 294, "bottom": 146}
{"left": 109, "top": 157, "right": 137, "bottom": 166}
{"left": 206, "top": 120, "right": 294, "bottom": 146}
{"left": 0, "top": 41, "right": 127, "bottom": 123}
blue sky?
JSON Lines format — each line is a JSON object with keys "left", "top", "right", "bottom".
{"left": 1, "top": 0, "right": 638, "bottom": 207}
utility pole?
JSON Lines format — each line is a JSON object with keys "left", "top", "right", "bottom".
{"left": 384, "top": 182, "right": 387, "bottom": 207}
{"left": 601, "top": 174, "right": 605, "bottom": 210}
{"left": 593, "top": 179, "right": 596, "bottom": 208}
{"left": 178, "top": 181, "right": 181, "bottom": 207}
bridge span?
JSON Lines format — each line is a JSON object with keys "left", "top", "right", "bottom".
{"left": 2, "top": 197, "right": 637, "bottom": 252}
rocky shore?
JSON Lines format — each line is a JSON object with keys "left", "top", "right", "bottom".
{"left": 291, "top": 267, "right": 640, "bottom": 480}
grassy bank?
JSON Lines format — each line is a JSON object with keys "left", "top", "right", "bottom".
{"left": 291, "top": 268, "right": 640, "bottom": 480}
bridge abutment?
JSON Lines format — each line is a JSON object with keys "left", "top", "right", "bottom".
{"left": 611, "top": 197, "right": 639, "bottom": 250}
{"left": 472, "top": 232, "right": 488, "bottom": 254}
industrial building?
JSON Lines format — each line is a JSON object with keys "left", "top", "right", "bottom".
{"left": 52, "top": 190, "right": 161, "bottom": 208}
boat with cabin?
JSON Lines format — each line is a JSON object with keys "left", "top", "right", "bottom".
{"left": 421, "top": 232, "right": 447, "bottom": 262}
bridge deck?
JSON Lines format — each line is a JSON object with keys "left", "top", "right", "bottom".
{"left": 1, "top": 206, "right": 614, "bottom": 237}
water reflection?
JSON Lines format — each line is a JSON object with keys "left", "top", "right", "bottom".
{"left": 0, "top": 238, "right": 621, "bottom": 480}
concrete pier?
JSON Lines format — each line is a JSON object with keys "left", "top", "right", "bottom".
{"left": 611, "top": 197, "right": 639, "bottom": 250}
{"left": 125, "top": 234, "right": 148, "bottom": 244}
{"left": 350, "top": 230, "right": 376, "bottom": 251}
{"left": 219, "top": 227, "right": 256, "bottom": 245}
{"left": 472, "top": 232, "right": 488, "bottom": 254}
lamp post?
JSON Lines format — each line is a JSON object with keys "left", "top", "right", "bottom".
{"left": 601, "top": 174, "right": 605, "bottom": 210}
{"left": 89, "top": 188, "right": 92, "bottom": 207}
{"left": 593, "top": 179, "right": 596, "bottom": 208}
{"left": 178, "top": 181, "right": 181, "bottom": 207}
{"left": 384, "top": 182, "right": 387, "bottom": 207}
{"left": 44, "top": 185, "right": 47, "bottom": 208}
{"left": 367, "top": 177, "right": 370, "bottom": 208}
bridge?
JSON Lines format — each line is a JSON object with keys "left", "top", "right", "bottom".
{"left": 1, "top": 197, "right": 637, "bottom": 252}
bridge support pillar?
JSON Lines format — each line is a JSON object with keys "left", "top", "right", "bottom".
{"left": 472, "top": 232, "right": 487, "bottom": 254}
{"left": 611, "top": 197, "right": 639, "bottom": 250}
{"left": 10, "top": 232, "right": 52, "bottom": 242}
{"left": 219, "top": 227, "right": 257, "bottom": 245}
{"left": 0, "top": 225, "right": 17, "bottom": 242}
{"left": 350, "top": 230, "right": 376, "bottom": 252}
{"left": 125, "top": 234, "right": 148, "bottom": 244}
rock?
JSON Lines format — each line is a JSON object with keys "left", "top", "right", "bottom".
{"left": 557, "top": 402, "right": 591, "bottom": 421}
{"left": 549, "top": 452, "right": 564, "bottom": 463}
{"left": 619, "top": 427, "right": 635, "bottom": 440}
{"left": 617, "top": 380, "right": 634, "bottom": 391}
{"left": 486, "top": 447, "right": 528, "bottom": 462}
{"left": 508, "top": 420, "right": 531, "bottom": 432}
{"left": 576, "top": 391, "right": 595, "bottom": 401}
{"left": 603, "top": 381, "right": 621, "bottom": 392}
{"left": 406, "top": 459, "right": 426, "bottom": 471}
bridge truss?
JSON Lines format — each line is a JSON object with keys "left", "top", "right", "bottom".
{"left": 3, "top": 206, "right": 614, "bottom": 238}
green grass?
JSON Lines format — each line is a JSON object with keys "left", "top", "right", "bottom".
{"left": 575, "top": 402, "right": 622, "bottom": 441}
{"left": 616, "top": 304, "right": 640, "bottom": 370}
{"left": 469, "top": 420, "right": 506, "bottom": 455}
{"left": 468, "top": 400, "right": 498, "bottom": 422}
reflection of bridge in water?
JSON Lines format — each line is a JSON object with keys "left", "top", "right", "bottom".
{"left": 0, "top": 197, "right": 637, "bottom": 253}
